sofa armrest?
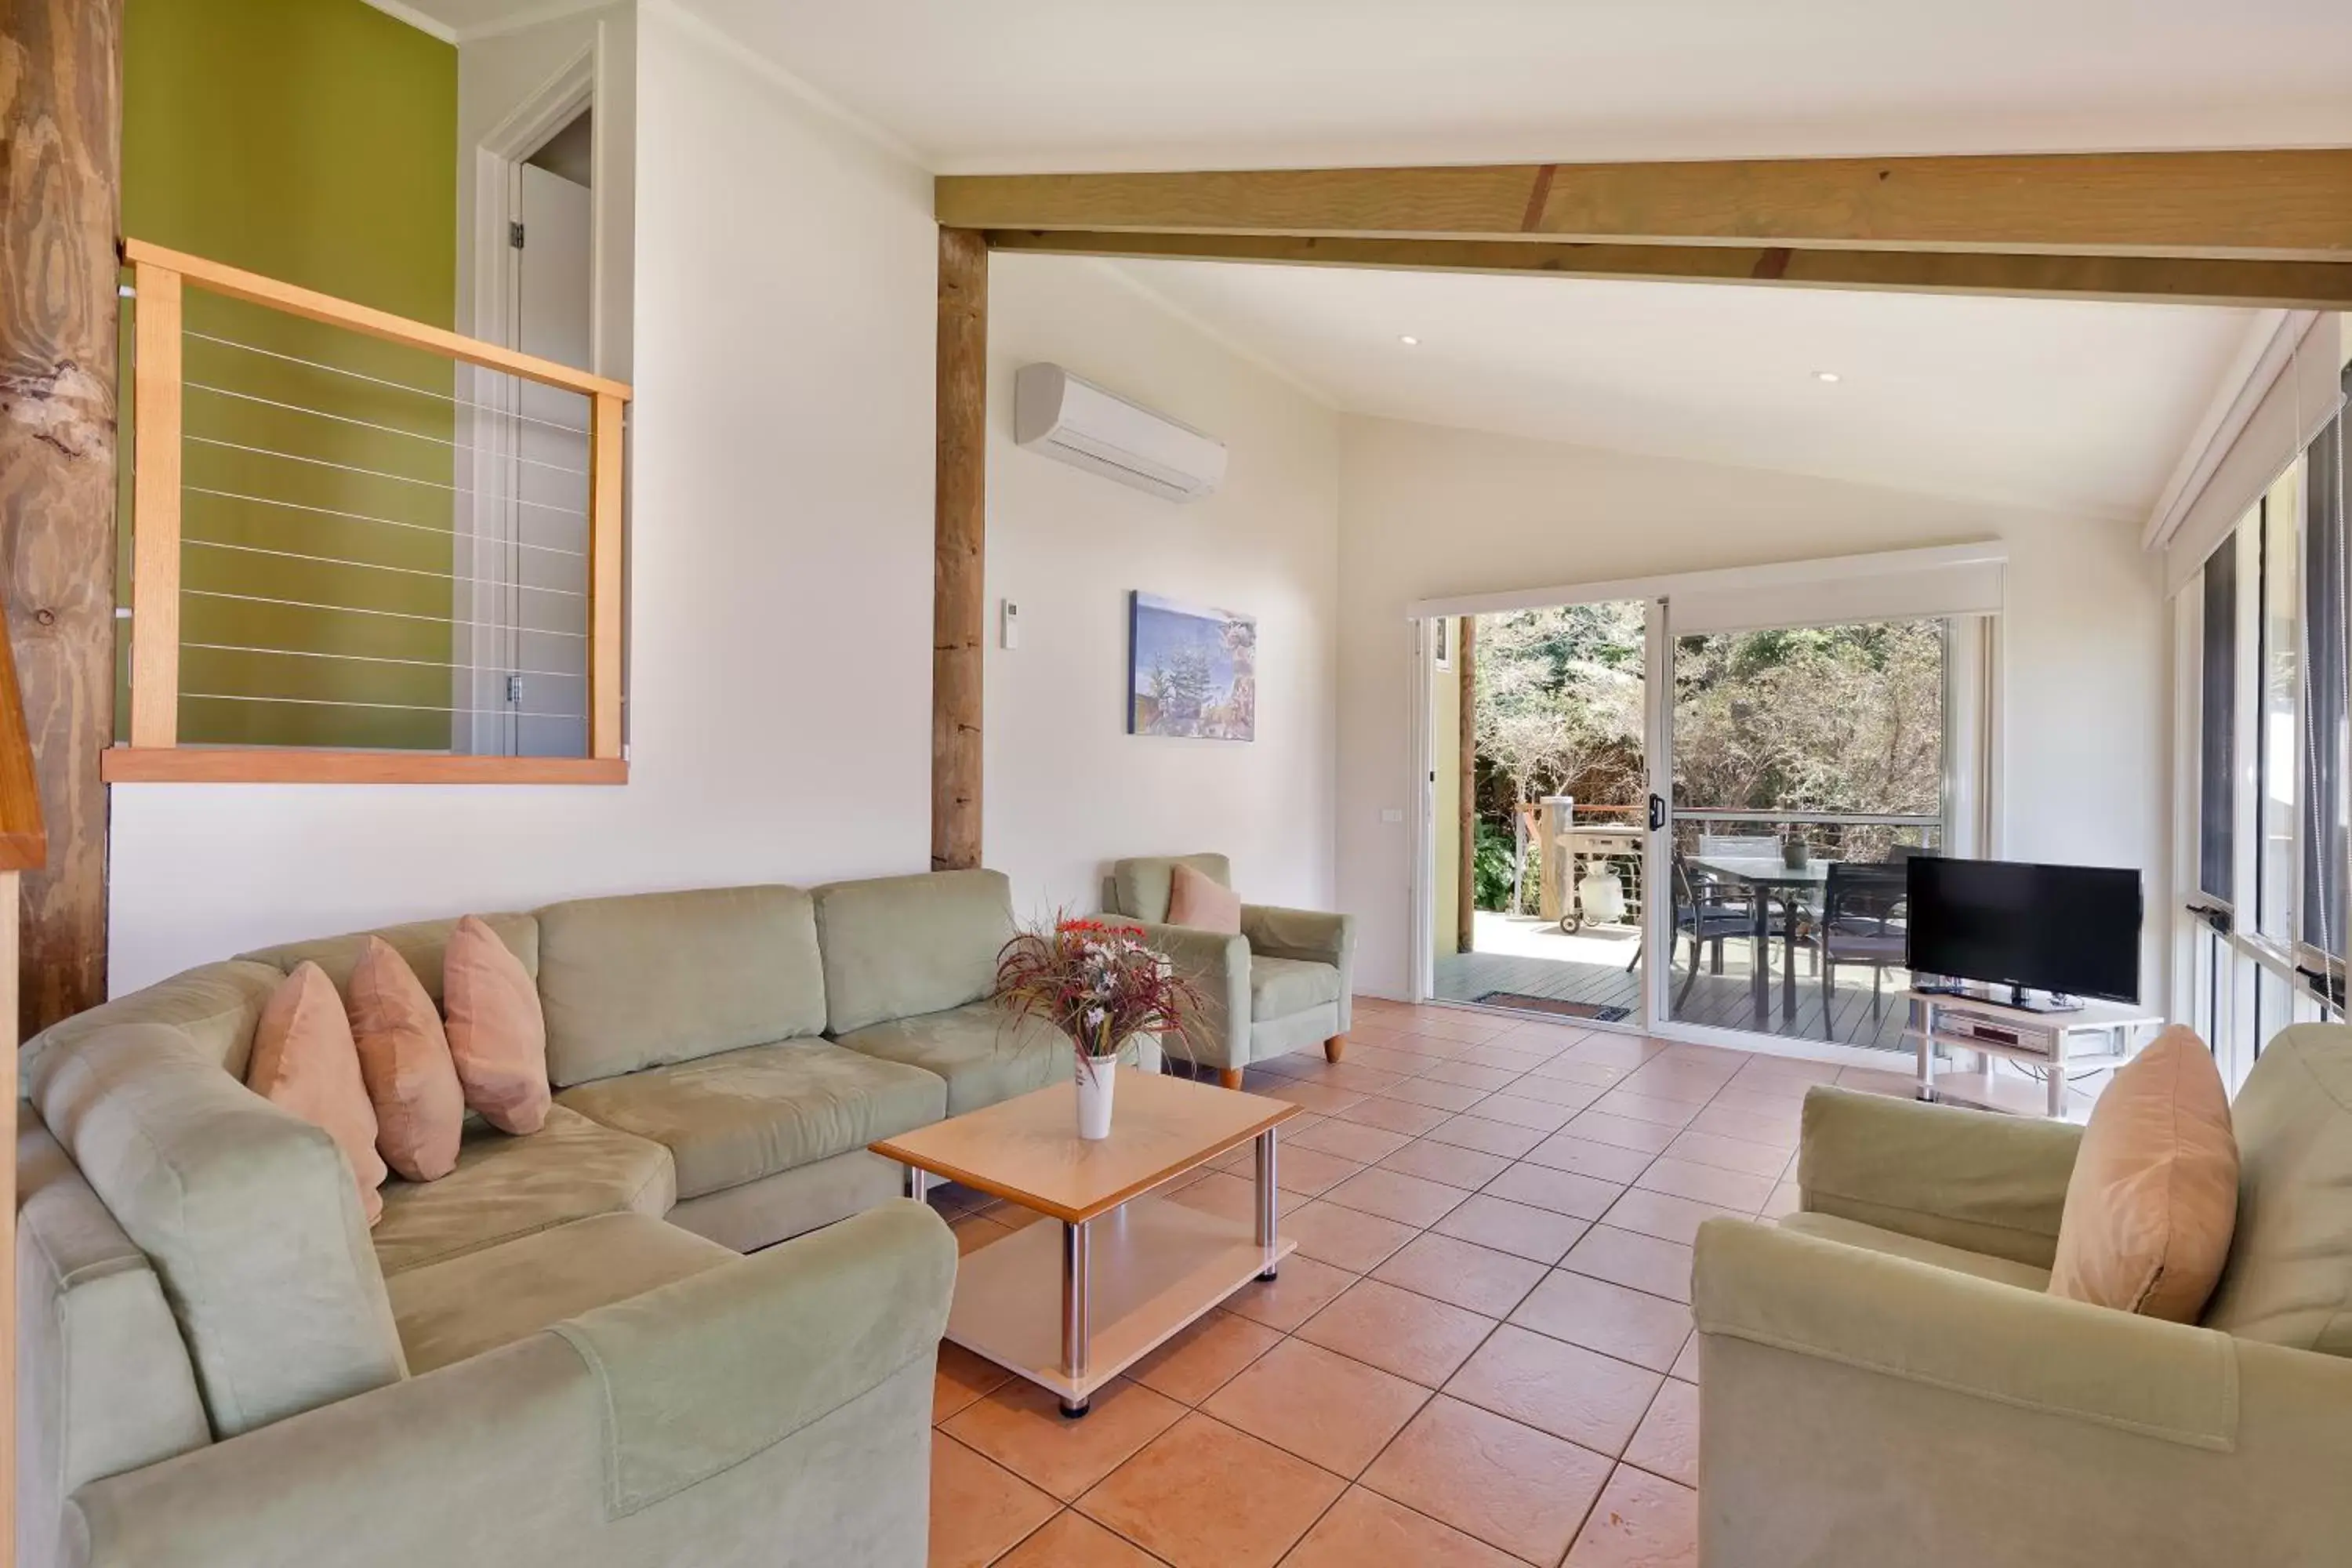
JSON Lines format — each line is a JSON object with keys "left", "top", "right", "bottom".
{"left": 1127, "top": 920, "right": 1252, "bottom": 1073}
{"left": 1696, "top": 1218, "right": 2232, "bottom": 1446}
{"left": 1241, "top": 906, "right": 1355, "bottom": 1037}
{"left": 66, "top": 1203, "right": 956, "bottom": 1568}
{"left": 1798, "top": 1086, "right": 2081, "bottom": 1268}
{"left": 1693, "top": 1217, "right": 2352, "bottom": 1566}
{"left": 1240, "top": 905, "right": 1349, "bottom": 965}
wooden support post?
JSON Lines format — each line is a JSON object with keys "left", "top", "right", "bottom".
{"left": 0, "top": 441, "right": 54, "bottom": 1568}
{"left": 127, "top": 262, "right": 180, "bottom": 749}
{"left": 933, "top": 227, "right": 987, "bottom": 872}
{"left": 0, "top": 865, "right": 17, "bottom": 1568}
{"left": 2, "top": 0, "right": 120, "bottom": 1050}
{"left": 1457, "top": 618, "right": 1477, "bottom": 956}
{"left": 588, "top": 391, "right": 626, "bottom": 760}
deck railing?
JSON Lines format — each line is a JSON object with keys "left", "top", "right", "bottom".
{"left": 103, "top": 240, "right": 633, "bottom": 785}
{"left": 1673, "top": 808, "right": 1942, "bottom": 866}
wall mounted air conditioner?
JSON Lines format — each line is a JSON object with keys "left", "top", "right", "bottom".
{"left": 1013, "top": 363, "right": 1228, "bottom": 503}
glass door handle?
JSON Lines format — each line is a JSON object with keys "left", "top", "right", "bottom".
{"left": 1648, "top": 795, "right": 1666, "bottom": 832}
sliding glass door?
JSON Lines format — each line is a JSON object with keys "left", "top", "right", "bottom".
{"left": 1428, "top": 602, "right": 1653, "bottom": 1027}
{"left": 1417, "top": 544, "right": 2004, "bottom": 1055}
{"left": 1657, "top": 615, "right": 1951, "bottom": 1054}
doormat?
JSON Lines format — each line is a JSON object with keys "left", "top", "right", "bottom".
{"left": 1473, "top": 993, "right": 1632, "bottom": 1023}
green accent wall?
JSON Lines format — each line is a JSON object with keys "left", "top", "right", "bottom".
{"left": 122, "top": 0, "right": 459, "bottom": 750}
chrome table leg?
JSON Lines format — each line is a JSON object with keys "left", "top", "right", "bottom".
{"left": 1254, "top": 1129, "right": 1279, "bottom": 1281}
{"left": 1060, "top": 1218, "right": 1091, "bottom": 1417}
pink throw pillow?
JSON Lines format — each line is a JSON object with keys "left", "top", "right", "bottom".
{"left": 442, "top": 916, "right": 552, "bottom": 1135}
{"left": 350, "top": 937, "right": 466, "bottom": 1182}
{"left": 1167, "top": 862, "right": 1242, "bottom": 934}
{"left": 247, "top": 962, "right": 387, "bottom": 1225}
{"left": 2049, "top": 1025, "right": 2238, "bottom": 1321}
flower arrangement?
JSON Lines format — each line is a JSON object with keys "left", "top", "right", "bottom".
{"left": 993, "top": 916, "right": 1202, "bottom": 1065}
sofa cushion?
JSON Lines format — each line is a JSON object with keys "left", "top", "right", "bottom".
{"left": 535, "top": 885, "right": 826, "bottom": 1088}
{"left": 27, "top": 1021, "right": 406, "bottom": 1439}
{"left": 1168, "top": 862, "right": 1243, "bottom": 933}
{"left": 811, "top": 869, "right": 1015, "bottom": 1036}
{"left": 241, "top": 912, "right": 539, "bottom": 1007}
{"left": 372, "top": 1105, "right": 675, "bottom": 1275}
{"left": 246, "top": 962, "right": 387, "bottom": 1223}
{"left": 1778, "top": 1210, "right": 2053, "bottom": 1293}
{"left": 1110, "top": 854, "right": 1232, "bottom": 925}
{"left": 23, "top": 959, "right": 283, "bottom": 1088}
{"left": 350, "top": 938, "right": 465, "bottom": 1184}
{"left": 555, "top": 1040, "right": 946, "bottom": 1202}
{"left": 386, "top": 1213, "right": 735, "bottom": 1374}
{"left": 833, "top": 1002, "right": 1070, "bottom": 1116}
{"left": 1249, "top": 955, "right": 1341, "bottom": 1020}
{"left": 2049, "top": 1025, "right": 2238, "bottom": 1322}
{"left": 444, "top": 914, "right": 552, "bottom": 1135}
{"left": 2202, "top": 1022, "right": 2352, "bottom": 1352}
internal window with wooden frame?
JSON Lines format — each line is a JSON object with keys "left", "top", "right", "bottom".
{"left": 103, "top": 241, "right": 630, "bottom": 786}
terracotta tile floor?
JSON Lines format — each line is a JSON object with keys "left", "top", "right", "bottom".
{"left": 925, "top": 999, "right": 1886, "bottom": 1566}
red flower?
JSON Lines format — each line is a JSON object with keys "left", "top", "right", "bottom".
{"left": 995, "top": 909, "right": 1204, "bottom": 1063}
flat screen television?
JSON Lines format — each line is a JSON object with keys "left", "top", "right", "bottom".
{"left": 1904, "top": 856, "right": 2143, "bottom": 1007}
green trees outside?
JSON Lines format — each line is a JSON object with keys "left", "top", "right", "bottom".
{"left": 1469, "top": 608, "right": 1944, "bottom": 913}
{"left": 1673, "top": 621, "right": 1944, "bottom": 817}
{"left": 1472, "top": 604, "right": 1645, "bottom": 914}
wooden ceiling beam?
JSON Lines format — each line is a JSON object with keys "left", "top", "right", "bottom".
{"left": 939, "top": 149, "right": 2352, "bottom": 262}
{"left": 978, "top": 228, "right": 2352, "bottom": 311}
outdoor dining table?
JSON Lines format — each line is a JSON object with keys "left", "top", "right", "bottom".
{"left": 1686, "top": 855, "right": 1835, "bottom": 1029}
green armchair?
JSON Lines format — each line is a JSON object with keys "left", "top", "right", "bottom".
{"left": 1102, "top": 854, "right": 1355, "bottom": 1087}
{"left": 1690, "top": 1025, "right": 2352, "bottom": 1568}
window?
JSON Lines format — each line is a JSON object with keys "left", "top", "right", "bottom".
{"left": 2178, "top": 357, "right": 2352, "bottom": 1083}
{"left": 2258, "top": 478, "right": 2301, "bottom": 945}
{"left": 2304, "top": 396, "right": 2348, "bottom": 971}
{"left": 2198, "top": 537, "right": 2235, "bottom": 902}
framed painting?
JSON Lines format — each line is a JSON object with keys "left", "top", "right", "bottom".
{"left": 1128, "top": 592, "right": 1256, "bottom": 741}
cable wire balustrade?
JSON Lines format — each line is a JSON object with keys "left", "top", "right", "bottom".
{"left": 105, "top": 239, "right": 630, "bottom": 785}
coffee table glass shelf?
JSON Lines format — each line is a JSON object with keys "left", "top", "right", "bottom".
{"left": 870, "top": 1070, "right": 1298, "bottom": 1416}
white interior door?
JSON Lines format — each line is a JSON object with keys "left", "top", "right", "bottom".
{"left": 510, "top": 163, "right": 593, "bottom": 757}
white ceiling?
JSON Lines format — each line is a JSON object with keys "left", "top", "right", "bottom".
{"left": 1073, "top": 257, "right": 2259, "bottom": 521}
{"left": 675, "top": 0, "right": 2352, "bottom": 172}
{"left": 367, "top": 0, "right": 612, "bottom": 44}
{"left": 383, "top": 0, "right": 2311, "bottom": 518}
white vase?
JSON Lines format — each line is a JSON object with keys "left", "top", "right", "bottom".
{"left": 1132, "top": 1035, "right": 1165, "bottom": 1074}
{"left": 1074, "top": 1053, "right": 1117, "bottom": 1140}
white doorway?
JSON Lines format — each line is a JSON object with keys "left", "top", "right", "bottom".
{"left": 506, "top": 152, "right": 593, "bottom": 757}
{"left": 457, "top": 61, "right": 600, "bottom": 757}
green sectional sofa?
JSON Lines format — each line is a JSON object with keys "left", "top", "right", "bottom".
{"left": 15, "top": 869, "right": 1077, "bottom": 1568}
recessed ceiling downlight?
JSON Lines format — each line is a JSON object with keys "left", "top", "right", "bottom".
{"left": 1813, "top": 369, "right": 1842, "bottom": 383}
{"left": 1399, "top": 335, "right": 1421, "bottom": 346}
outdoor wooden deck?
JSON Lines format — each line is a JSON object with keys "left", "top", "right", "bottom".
{"left": 1433, "top": 933, "right": 1913, "bottom": 1052}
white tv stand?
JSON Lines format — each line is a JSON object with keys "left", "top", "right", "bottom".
{"left": 1901, "top": 989, "right": 2162, "bottom": 1120}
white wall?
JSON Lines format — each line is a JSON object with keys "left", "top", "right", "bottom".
{"left": 982, "top": 255, "right": 1341, "bottom": 923}
{"left": 106, "top": 1, "right": 939, "bottom": 990}
{"left": 1336, "top": 416, "right": 2172, "bottom": 1002}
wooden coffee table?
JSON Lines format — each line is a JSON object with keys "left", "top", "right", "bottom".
{"left": 871, "top": 1070, "right": 1299, "bottom": 1417}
